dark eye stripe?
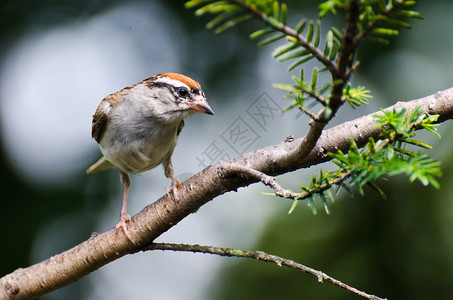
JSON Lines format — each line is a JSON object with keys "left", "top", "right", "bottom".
{"left": 146, "top": 81, "right": 194, "bottom": 104}
{"left": 145, "top": 81, "right": 174, "bottom": 91}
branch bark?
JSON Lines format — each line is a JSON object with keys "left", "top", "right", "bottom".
{"left": 1, "top": 87, "right": 452, "bottom": 300}
{"left": 145, "top": 243, "right": 386, "bottom": 300}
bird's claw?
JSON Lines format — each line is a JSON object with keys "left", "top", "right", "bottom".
{"left": 166, "top": 179, "right": 181, "bottom": 203}
{"left": 115, "top": 213, "right": 133, "bottom": 242}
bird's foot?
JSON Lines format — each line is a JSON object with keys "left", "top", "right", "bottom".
{"left": 115, "top": 212, "right": 133, "bottom": 242}
{"left": 166, "top": 178, "right": 181, "bottom": 203}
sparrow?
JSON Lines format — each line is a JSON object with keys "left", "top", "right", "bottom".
{"left": 86, "top": 73, "right": 214, "bottom": 239}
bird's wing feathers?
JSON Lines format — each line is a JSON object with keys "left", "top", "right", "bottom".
{"left": 88, "top": 94, "right": 118, "bottom": 175}
{"left": 177, "top": 120, "right": 185, "bottom": 136}
{"left": 91, "top": 95, "right": 117, "bottom": 143}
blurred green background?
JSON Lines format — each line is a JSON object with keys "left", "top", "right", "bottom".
{"left": 1, "top": 1, "right": 452, "bottom": 299}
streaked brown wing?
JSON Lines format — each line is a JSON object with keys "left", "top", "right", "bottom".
{"left": 91, "top": 95, "right": 116, "bottom": 143}
{"left": 177, "top": 120, "right": 185, "bottom": 136}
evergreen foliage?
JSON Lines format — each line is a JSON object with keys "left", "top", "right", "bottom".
{"left": 185, "top": 0, "right": 439, "bottom": 213}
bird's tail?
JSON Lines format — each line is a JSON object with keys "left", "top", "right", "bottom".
{"left": 86, "top": 156, "right": 115, "bottom": 174}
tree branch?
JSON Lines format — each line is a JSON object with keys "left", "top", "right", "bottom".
{"left": 234, "top": 129, "right": 396, "bottom": 201}
{"left": 144, "top": 243, "right": 387, "bottom": 300}
{"left": 231, "top": 0, "right": 338, "bottom": 77}
{"left": 1, "top": 87, "right": 452, "bottom": 299}
{"left": 224, "top": 163, "right": 351, "bottom": 200}
{"left": 285, "top": 0, "right": 360, "bottom": 166}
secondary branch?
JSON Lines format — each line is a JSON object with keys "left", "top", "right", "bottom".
{"left": 144, "top": 243, "right": 387, "bottom": 300}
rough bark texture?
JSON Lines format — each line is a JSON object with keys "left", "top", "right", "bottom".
{"left": 1, "top": 87, "right": 452, "bottom": 300}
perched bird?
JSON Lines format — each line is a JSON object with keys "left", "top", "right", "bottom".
{"left": 86, "top": 73, "right": 214, "bottom": 239}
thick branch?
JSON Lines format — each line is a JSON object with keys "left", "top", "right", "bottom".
{"left": 1, "top": 88, "right": 452, "bottom": 299}
{"left": 144, "top": 243, "right": 386, "bottom": 300}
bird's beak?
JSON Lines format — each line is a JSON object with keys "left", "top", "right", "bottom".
{"left": 190, "top": 95, "right": 215, "bottom": 116}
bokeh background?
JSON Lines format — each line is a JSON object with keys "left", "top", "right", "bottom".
{"left": 1, "top": 1, "right": 452, "bottom": 299}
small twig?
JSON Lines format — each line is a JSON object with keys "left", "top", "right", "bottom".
{"left": 287, "top": 84, "right": 328, "bottom": 105}
{"left": 297, "top": 105, "right": 320, "bottom": 121}
{"left": 232, "top": 0, "right": 339, "bottom": 78}
{"left": 345, "top": 60, "right": 360, "bottom": 79}
{"left": 353, "top": 0, "right": 405, "bottom": 47}
{"left": 298, "top": 85, "right": 329, "bottom": 106}
{"left": 224, "top": 164, "right": 350, "bottom": 200}
{"left": 143, "top": 242, "right": 387, "bottom": 300}
{"left": 287, "top": 84, "right": 328, "bottom": 120}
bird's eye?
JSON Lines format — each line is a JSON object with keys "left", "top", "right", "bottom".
{"left": 177, "top": 87, "right": 189, "bottom": 97}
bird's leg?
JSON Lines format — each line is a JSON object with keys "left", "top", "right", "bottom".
{"left": 116, "top": 170, "right": 133, "bottom": 241}
{"left": 164, "top": 159, "right": 180, "bottom": 202}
